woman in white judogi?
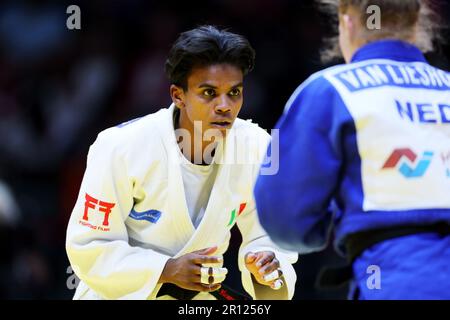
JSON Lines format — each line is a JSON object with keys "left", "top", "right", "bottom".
{"left": 66, "top": 25, "right": 297, "bottom": 300}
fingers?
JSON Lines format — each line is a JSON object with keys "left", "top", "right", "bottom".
{"left": 258, "top": 258, "right": 280, "bottom": 276}
{"left": 200, "top": 271, "right": 213, "bottom": 285}
{"left": 255, "top": 252, "right": 275, "bottom": 268}
{"left": 191, "top": 247, "right": 222, "bottom": 265}
{"left": 200, "top": 266, "right": 228, "bottom": 284}
{"left": 208, "top": 267, "right": 228, "bottom": 277}
{"left": 245, "top": 252, "right": 257, "bottom": 264}
{"left": 169, "top": 248, "right": 226, "bottom": 292}
{"left": 261, "top": 263, "right": 284, "bottom": 290}
{"left": 211, "top": 274, "right": 226, "bottom": 284}
{"left": 260, "top": 266, "right": 284, "bottom": 290}
{"left": 271, "top": 279, "right": 284, "bottom": 290}
{"left": 193, "top": 246, "right": 218, "bottom": 256}
{"left": 192, "top": 266, "right": 228, "bottom": 276}
{"left": 201, "top": 274, "right": 226, "bottom": 285}
{"left": 192, "top": 255, "right": 223, "bottom": 265}
{"left": 245, "top": 251, "right": 285, "bottom": 289}
{"left": 263, "top": 268, "right": 283, "bottom": 282}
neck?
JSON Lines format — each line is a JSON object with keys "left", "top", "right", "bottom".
{"left": 345, "top": 36, "right": 367, "bottom": 63}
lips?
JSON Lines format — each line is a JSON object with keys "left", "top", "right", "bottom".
{"left": 210, "top": 121, "right": 232, "bottom": 128}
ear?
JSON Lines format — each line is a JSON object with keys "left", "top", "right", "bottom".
{"left": 346, "top": 11, "right": 362, "bottom": 43}
{"left": 170, "top": 84, "right": 185, "bottom": 110}
{"left": 341, "top": 14, "right": 354, "bottom": 39}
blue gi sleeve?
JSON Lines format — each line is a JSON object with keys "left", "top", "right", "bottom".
{"left": 254, "top": 74, "right": 349, "bottom": 254}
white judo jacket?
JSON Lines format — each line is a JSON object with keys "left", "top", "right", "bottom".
{"left": 66, "top": 104, "right": 298, "bottom": 300}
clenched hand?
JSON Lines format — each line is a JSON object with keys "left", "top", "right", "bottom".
{"left": 245, "top": 251, "right": 284, "bottom": 289}
{"left": 159, "top": 246, "right": 226, "bottom": 292}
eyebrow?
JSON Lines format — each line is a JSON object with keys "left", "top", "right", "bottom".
{"left": 197, "top": 82, "right": 243, "bottom": 89}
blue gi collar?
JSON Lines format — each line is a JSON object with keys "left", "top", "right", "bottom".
{"left": 351, "top": 40, "right": 427, "bottom": 63}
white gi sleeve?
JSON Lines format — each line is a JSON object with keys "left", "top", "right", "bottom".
{"left": 236, "top": 126, "right": 298, "bottom": 300}
{"left": 236, "top": 198, "right": 298, "bottom": 300}
{"left": 236, "top": 127, "right": 298, "bottom": 300}
{"left": 65, "top": 131, "right": 171, "bottom": 300}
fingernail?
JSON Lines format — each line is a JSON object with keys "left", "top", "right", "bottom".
{"left": 271, "top": 279, "right": 284, "bottom": 290}
{"left": 264, "top": 270, "right": 279, "bottom": 282}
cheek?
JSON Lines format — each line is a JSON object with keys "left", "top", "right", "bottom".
{"left": 185, "top": 100, "right": 210, "bottom": 123}
{"left": 229, "top": 94, "right": 243, "bottom": 108}
{"left": 233, "top": 98, "right": 243, "bottom": 115}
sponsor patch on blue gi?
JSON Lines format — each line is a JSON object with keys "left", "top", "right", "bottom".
{"left": 129, "top": 209, "right": 162, "bottom": 223}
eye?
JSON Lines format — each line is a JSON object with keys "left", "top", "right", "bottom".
{"left": 229, "top": 88, "right": 242, "bottom": 96}
{"left": 203, "top": 89, "right": 216, "bottom": 97}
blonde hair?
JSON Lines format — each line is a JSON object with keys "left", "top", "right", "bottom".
{"left": 317, "top": 0, "right": 446, "bottom": 63}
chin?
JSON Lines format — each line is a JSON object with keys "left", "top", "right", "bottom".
{"left": 204, "top": 126, "right": 227, "bottom": 140}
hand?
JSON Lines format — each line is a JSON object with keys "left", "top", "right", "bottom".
{"left": 159, "top": 246, "right": 227, "bottom": 292}
{"left": 245, "top": 251, "right": 284, "bottom": 290}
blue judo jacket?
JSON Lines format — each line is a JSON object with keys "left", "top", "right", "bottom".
{"left": 254, "top": 40, "right": 450, "bottom": 299}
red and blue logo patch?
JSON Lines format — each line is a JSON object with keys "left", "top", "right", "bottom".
{"left": 382, "top": 148, "right": 433, "bottom": 178}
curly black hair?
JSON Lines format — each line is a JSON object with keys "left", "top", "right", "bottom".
{"left": 165, "top": 25, "right": 255, "bottom": 90}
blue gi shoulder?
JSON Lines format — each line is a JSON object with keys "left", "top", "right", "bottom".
{"left": 254, "top": 68, "right": 355, "bottom": 253}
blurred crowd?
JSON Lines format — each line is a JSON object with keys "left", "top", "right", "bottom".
{"left": 0, "top": 0, "right": 448, "bottom": 299}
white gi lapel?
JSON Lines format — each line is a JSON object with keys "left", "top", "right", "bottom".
{"left": 174, "top": 130, "right": 236, "bottom": 257}
{"left": 155, "top": 105, "right": 196, "bottom": 246}
{"left": 154, "top": 105, "right": 236, "bottom": 258}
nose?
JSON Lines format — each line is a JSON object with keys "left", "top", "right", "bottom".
{"left": 214, "top": 94, "right": 232, "bottom": 114}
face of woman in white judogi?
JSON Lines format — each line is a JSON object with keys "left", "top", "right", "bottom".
{"left": 170, "top": 63, "right": 244, "bottom": 140}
